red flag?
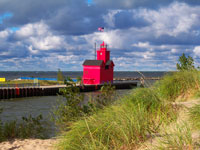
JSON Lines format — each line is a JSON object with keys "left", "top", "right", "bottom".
{"left": 98, "top": 27, "right": 104, "bottom": 32}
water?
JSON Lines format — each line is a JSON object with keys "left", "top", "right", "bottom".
{"left": 0, "top": 90, "right": 131, "bottom": 137}
{"left": 0, "top": 96, "right": 58, "bottom": 137}
{"left": 0, "top": 71, "right": 168, "bottom": 80}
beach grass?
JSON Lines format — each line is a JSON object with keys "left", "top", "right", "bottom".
{"left": 154, "top": 70, "right": 200, "bottom": 101}
{"left": 155, "top": 122, "right": 195, "bottom": 150}
{"left": 54, "top": 70, "right": 200, "bottom": 150}
{"left": 189, "top": 104, "right": 200, "bottom": 130}
{"left": 56, "top": 87, "right": 177, "bottom": 150}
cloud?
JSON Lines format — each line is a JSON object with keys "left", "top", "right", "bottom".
{"left": 139, "top": 2, "right": 200, "bottom": 37}
{"left": 193, "top": 46, "right": 200, "bottom": 57}
{"left": 15, "top": 21, "right": 66, "bottom": 51}
{"left": 0, "top": 1, "right": 200, "bottom": 71}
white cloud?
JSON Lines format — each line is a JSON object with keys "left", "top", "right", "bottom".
{"left": 126, "top": 51, "right": 155, "bottom": 59}
{"left": 16, "top": 21, "right": 66, "bottom": 51}
{"left": 171, "top": 48, "right": 178, "bottom": 53}
{"left": 103, "top": 10, "right": 122, "bottom": 27}
{"left": 28, "top": 45, "right": 39, "bottom": 54}
{"left": 193, "top": 46, "right": 200, "bottom": 57}
{"left": 132, "top": 42, "right": 150, "bottom": 48}
{"left": 83, "top": 29, "right": 124, "bottom": 49}
{"left": 0, "top": 30, "right": 10, "bottom": 39}
{"left": 139, "top": 2, "right": 200, "bottom": 37}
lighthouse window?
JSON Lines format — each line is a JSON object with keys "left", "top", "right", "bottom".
{"left": 101, "top": 45, "right": 107, "bottom": 48}
{"left": 100, "top": 52, "right": 102, "bottom": 55}
{"left": 105, "top": 65, "right": 109, "bottom": 70}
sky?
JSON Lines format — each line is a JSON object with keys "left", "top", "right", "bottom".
{"left": 0, "top": 0, "right": 200, "bottom": 71}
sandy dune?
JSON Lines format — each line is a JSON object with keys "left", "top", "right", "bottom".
{"left": 0, "top": 139, "right": 57, "bottom": 150}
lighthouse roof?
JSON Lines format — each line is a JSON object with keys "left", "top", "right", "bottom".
{"left": 100, "top": 41, "right": 106, "bottom": 46}
{"left": 83, "top": 60, "right": 104, "bottom": 66}
{"left": 106, "top": 60, "right": 115, "bottom": 66}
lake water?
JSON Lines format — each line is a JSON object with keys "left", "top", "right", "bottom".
{"left": 0, "top": 90, "right": 131, "bottom": 137}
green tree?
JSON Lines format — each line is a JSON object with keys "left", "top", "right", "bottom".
{"left": 57, "top": 68, "right": 64, "bottom": 81}
{"left": 176, "top": 53, "right": 195, "bottom": 71}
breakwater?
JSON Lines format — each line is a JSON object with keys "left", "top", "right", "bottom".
{"left": 114, "top": 77, "right": 161, "bottom": 81}
{"left": 0, "top": 82, "right": 137, "bottom": 100}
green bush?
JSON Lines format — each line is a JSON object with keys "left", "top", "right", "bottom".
{"left": 52, "top": 79, "right": 116, "bottom": 131}
{"left": 51, "top": 77, "right": 85, "bottom": 130}
{"left": 176, "top": 53, "right": 195, "bottom": 71}
{"left": 0, "top": 114, "right": 47, "bottom": 142}
{"left": 155, "top": 71, "right": 200, "bottom": 101}
{"left": 57, "top": 68, "right": 64, "bottom": 81}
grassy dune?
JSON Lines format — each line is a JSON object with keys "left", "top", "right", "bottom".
{"left": 54, "top": 70, "right": 200, "bottom": 150}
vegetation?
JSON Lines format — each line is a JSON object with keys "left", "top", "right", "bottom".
{"left": 52, "top": 77, "right": 85, "bottom": 130}
{"left": 0, "top": 79, "right": 64, "bottom": 87}
{"left": 55, "top": 87, "right": 177, "bottom": 150}
{"left": 155, "top": 70, "right": 200, "bottom": 101}
{"left": 176, "top": 53, "right": 195, "bottom": 71}
{"left": 0, "top": 114, "right": 47, "bottom": 142}
{"left": 189, "top": 104, "right": 200, "bottom": 129}
{"left": 155, "top": 122, "right": 195, "bottom": 150}
{"left": 57, "top": 68, "right": 65, "bottom": 81}
{"left": 51, "top": 78, "right": 116, "bottom": 131}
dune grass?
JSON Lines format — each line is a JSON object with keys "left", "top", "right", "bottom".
{"left": 154, "top": 71, "right": 200, "bottom": 101}
{"left": 55, "top": 70, "right": 200, "bottom": 150}
{"left": 154, "top": 103, "right": 200, "bottom": 150}
{"left": 56, "top": 88, "right": 177, "bottom": 150}
{"left": 189, "top": 104, "right": 200, "bottom": 130}
{"left": 155, "top": 122, "right": 195, "bottom": 150}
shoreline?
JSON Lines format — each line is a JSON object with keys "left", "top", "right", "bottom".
{"left": 0, "top": 138, "right": 57, "bottom": 150}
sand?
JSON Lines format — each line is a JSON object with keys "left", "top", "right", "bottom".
{"left": 0, "top": 138, "right": 57, "bottom": 150}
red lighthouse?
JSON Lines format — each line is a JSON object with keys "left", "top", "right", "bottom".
{"left": 82, "top": 41, "right": 114, "bottom": 85}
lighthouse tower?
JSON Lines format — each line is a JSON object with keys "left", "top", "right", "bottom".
{"left": 97, "top": 41, "right": 110, "bottom": 63}
{"left": 82, "top": 41, "right": 115, "bottom": 85}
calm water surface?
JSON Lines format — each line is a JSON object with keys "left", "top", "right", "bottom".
{"left": 0, "top": 90, "right": 131, "bottom": 137}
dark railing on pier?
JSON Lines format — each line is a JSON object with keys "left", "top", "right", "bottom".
{"left": 0, "top": 81, "right": 137, "bottom": 100}
{"left": 0, "top": 83, "right": 40, "bottom": 88}
{"left": 114, "top": 77, "right": 161, "bottom": 81}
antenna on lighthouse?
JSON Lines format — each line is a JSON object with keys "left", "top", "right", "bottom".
{"left": 94, "top": 42, "right": 96, "bottom": 60}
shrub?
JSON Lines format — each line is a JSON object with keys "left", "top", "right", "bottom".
{"left": 51, "top": 77, "right": 85, "bottom": 130}
{"left": 57, "top": 68, "right": 64, "bottom": 81}
{"left": 176, "top": 53, "right": 195, "bottom": 71}
{"left": 51, "top": 78, "right": 116, "bottom": 131}
{"left": 0, "top": 114, "right": 47, "bottom": 142}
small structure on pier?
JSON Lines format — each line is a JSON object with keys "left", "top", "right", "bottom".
{"left": 82, "top": 41, "right": 114, "bottom": 85}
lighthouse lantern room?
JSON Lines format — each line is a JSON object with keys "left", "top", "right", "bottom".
{"left": 82, "top": 41, "right": 114, "bottom": 85}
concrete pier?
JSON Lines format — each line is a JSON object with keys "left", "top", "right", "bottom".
{"left": 0, "top": 82, "right": 137, "bottom": 100}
